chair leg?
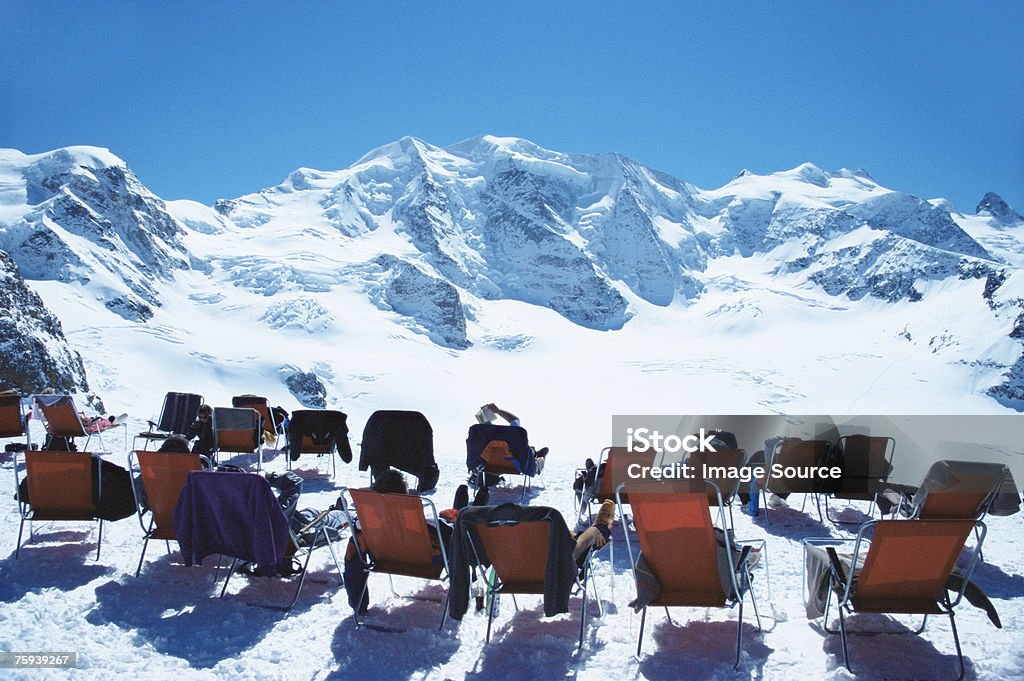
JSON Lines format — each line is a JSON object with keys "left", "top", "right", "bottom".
{"left": 438, "top": 588, "right": 451, "bottom": 631}
{"left": 95, "top": 519, "right": 103, "bottom": 560}
{"left": 837, "top": 600, "right": 851, "bottom": 673}
{"left": 286, "top": 544, "right": 318, "bottom": 610}
{"left": 15, "top": 516, "right": 26, "bottom": 559}
{"left": 948, "top": 609, "right": 966, "bottom": 681}
{"left": 734, "top": 593, "right": 744, "bottom": 670}
{"left": 220, "top": 558, "right": 239, "bottom": 598}
{"left": 578, "top": 576, "right": 588, "bottom": 651}
{"left": 485, "top": 586, "right": 498, "bottom": 644}
{"left": 915, "top": 613, "right": 928, "bottom": 634}
{"left": 136, "top": 535, "right": 151, "bottom": 577}
{"left": 636, "top": 607, "right": 647, "bottom": 658}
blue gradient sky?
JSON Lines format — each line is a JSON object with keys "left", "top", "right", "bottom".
{"left": 3, "top": 2, "right": 1022, "bottom": 213}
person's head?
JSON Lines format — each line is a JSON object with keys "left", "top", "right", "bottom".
{"left": 158, "top": 434, "right": 191, "bottom": 453}
{"left": 372, "top": 468, "right": 408, "bottom": 495}
{"left": 197, "top": 404, "right": 212, "bottom": 422}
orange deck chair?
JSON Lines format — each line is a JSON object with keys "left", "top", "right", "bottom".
{"left": 212, "top": 406, "right": 263, "bottom": 470}
{"left": 341, "top": 488, "right": 451, "bottom": 629}
{"left": 618, "top": 480, "right": 762, "bottom": 667}
{"left": 0, "top": 390, "right": 30, "bottom": 449}
{"left": 576, "top": 446, "right": 656, "bottom": 522}
{"left": 129, "top": 450, "right": 207, "bottom": 576}
{"left": 32, "top": 394, "right": 94, "bottom": 449}
{"left": 15, "top": 450, "right": 102, "bottom": 559}
{"left": 822, "top": 518, "right": 985, "bottom": 680}
{"left": 232, "top": 395, "right": 281, "bottom": 447}
{"left": 286, "top": 409, "right": 351, "bottom": 478}
{"left": 467, "top": 512, "right": 602, "bottom": 650}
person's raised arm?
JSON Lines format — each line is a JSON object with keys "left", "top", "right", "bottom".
{"left": 483, "top": 403, "right": 518, "bottom": 424}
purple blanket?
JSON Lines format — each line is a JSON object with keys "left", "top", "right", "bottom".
{"left": 174, "top": 471, "right": 291, "bottom": 575}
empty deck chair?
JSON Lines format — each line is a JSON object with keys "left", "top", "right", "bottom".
{"left": 823, "top": 435, "right": 895, "bottom": 524}
{"left": 359, "top": 411, "right": 438, "bottom": 492}
{"left": 232, "top": 394, "right": 282, "bottom": 446}
{"left": 907, "top": 460, "right": 1014, "bottom": 520}
{"left": 617, "top": 480, "right": 761, "bottom": 667}
{"left": 466, "top": 423, "right": 538, "bottom": 499}
{"left": 128, "top": 450, "right": 207, "bottom": 576}
{"left": 460, "top": 505, "right": 601, "bottom": 650}
{"left": 212, "top": 406, "right": 263, "bottom": 470}
{"left": 821, "top": 518, "right": 986, "bottom": 680}
{"left": 174, "top": 470, "right": 343, "bottom": 610}
{"left": 0, "top": 390, "right": 31, "bottom": 449}
{"left": 14, "top": 450, "right": 103, "bottom": 559}
{"left": 758, "top": 438, "right": 831, "bottom": 522}
{"left": 134, "top": 392, "right": 204, "bottom": 450}
{"left": 285, "top": 409, "right": 353, "bottom": 478}
{"left": 339, "top": 487, "right": 450, "bottom": 628}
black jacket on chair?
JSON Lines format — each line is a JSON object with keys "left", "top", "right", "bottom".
{"left": 358, "top": 410, "right": 435, "bottom": 477}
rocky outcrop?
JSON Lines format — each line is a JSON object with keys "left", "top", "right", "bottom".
{"left": 0, "top": 249, "right": 88, "bottom": 393}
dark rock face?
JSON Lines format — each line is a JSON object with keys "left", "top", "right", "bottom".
{"left": 2, "top": 149, "right": 188, "bottom": 314}
{"left": 372, "top": 255, "right": 471, "bottom": 349}
{"left": 0, "top": 250, "right": 89, "bottom": 393}
{"left": 977, "top": 192, "right": 1023, "bottom": 225}
{"left": 285, "top": 371, "right": 327, "bottom": 408}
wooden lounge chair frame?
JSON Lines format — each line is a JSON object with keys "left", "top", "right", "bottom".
{"left": 14, "top": 450, "right": 102, "bottom": 559}
{"left": 339, "top": 487, "right": 451, "bottom": 630}
{"left": 128, "top": 450, "right": 210, "bottom": 576}
{"left": 820, "top": 518, "right": 986, "bottom": 681}
{"left": 464, "top": 511, "right": 603, "bottom": 651}
{"left": 616, "top": 479, "right": 763, "bottom": 668}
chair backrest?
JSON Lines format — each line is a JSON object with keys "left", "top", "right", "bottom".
{"left": 686, "top": 448, "right": 745, "bottom": 505}
{"left": 232, "top": 395, "right": 275, "bottom": 433}
{"left": 466, "top": 423, "right": 530, "bottom": 472}
{"left": 853, "top": 519, "right": 975, "bottom": 614}
{"left": 137, "top": 450, "right": 204, "bottom": 538}
{"left": 0, "top": 390, "right": 25, "bottom": 438}
{"left": 174, "top": 471, "right": 292, "bottom": 569}
{"left": 474, "top": 521, "right": 551, "bottom": 594}
{"left": 596, "top": 446, "right": 656, "bottom": 503}
{"left": 157, "top": 392, "right": 204, "bottom": 434}
{"left": 912, "top": 460, "right": 1010, "bottom": 520}
{"left": 764, "top": 439, "right": 830, "bottom": 494}
{"left": 360, "top": 410, "right": 435, "bottom": 475}
{"left": 24, "top": 450, "right": 95, "bottom": 518}
{"left": 628, "top": 483, "right": 726, "bottom": 607}
{"left": 288, "top": 409, "right": 348, "bottom": 454}
{"left": 34, "top": 395, "right": 87, "bottom": 438}
{"left": 835, "top": 435, "right": 893, "bottom": 499}
{"left": 213, "top": 407, "right": 261, "bottom": 453}
{"left": 349, "top": 489, "right": 441, "bottom": 579}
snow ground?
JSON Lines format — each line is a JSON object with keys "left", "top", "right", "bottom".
{"left": 1, "top": 412, "right": 1022, "bottom": 681}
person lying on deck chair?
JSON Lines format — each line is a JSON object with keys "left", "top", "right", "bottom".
{"left": 479, "top": 403, "right": 549, "bottom": 473}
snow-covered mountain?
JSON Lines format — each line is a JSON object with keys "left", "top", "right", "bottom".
{"left": 2, "top": 135, "right": 1023, "bottom": 415}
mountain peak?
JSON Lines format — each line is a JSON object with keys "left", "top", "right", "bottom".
{"left": 353, "top": 135, "right": 438, "bottom": 166}
{"left": 977, "top": 192, "right": 1023, "bottom": 224}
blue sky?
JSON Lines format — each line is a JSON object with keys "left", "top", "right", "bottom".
{"left": 3, "top": 2, "right": 1022, "bottom": 213}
